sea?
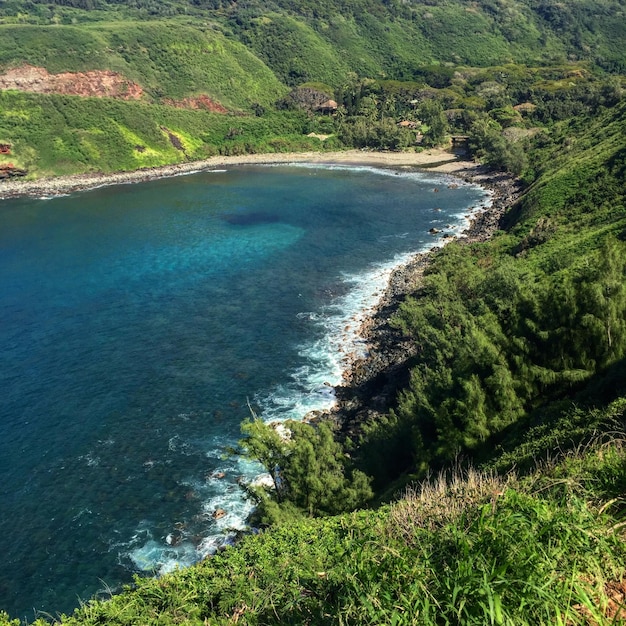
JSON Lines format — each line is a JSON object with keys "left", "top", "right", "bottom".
{"left": 0, "top": 163, "right": 489, "bottom": 620}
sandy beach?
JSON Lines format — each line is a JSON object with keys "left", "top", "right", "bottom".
{"left": 0, "top": 148, "right": 478, "bottom": 200}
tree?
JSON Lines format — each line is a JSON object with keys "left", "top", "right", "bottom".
{"left": 419, "top": 99, "right": 448, "bottom": 146}
{"left": 577, "top": 237, "right": 626, "bottom": 370}
{"left": 468, "top": 114, "right": 527, "bottom": 175}
{"left": 356, "top": 95, "right": 378, "bottom": 120}
{"left": 239, "top": 418, "right": 373, "bottom": 523}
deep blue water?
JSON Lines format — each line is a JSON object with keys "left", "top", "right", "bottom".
{"left": 0, "top": 164, "right": 488, "bottom": 620}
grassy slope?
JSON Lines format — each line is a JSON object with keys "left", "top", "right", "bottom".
{"left": 0, "top": 20, "right": 302, "bottom": 176}
{"left": 477, "top": 101, "right": 626, "bottom": 471}
{"left": 228, "top": 0, "right": 626, "bottom": 84}
{"left": 233, "top": 5, "right": 551, "bottom": 86}
{"left": 356, "top": 100, "right": 626, "bottom": 487}
{"left": 0, "top": 21, "right": 287, "bottom": 107}
{"left": 0, "top": 90, "right": 324, "bottom": 176}
{"left": 494, "top": 102, "right": 626, "bottom": 296}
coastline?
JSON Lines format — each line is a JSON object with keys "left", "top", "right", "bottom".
{"left": 0, "top": 148, "right": 472, "bottom": 200}
{"left": 0, "top": 144, "right": 519, "bottom": 434}
{"left": 0, "top": 145, "right": 518, "bottom": 436}
{"left": 329, "top": 167, "right": 522, "bottom": 438}
{"left": 0, "top": 145, "right": 521, "bottom": 590}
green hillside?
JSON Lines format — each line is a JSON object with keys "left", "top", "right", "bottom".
{"left": 0, "top": 22, "right": 287, "bottom": 106}
{"left": 2, "top": 0, "right": 626, "bottom": 78}
{"left": 355, "top": 100, "right": 626, "bottom": 489}
{"left": 1, "top": 0, "right": 626, "bottom": 622}
{"left": 0, "top": 91, "right": 323, "bottom": 175}
{"left": 0, "top": 0, "right": 624, "bottom": 177}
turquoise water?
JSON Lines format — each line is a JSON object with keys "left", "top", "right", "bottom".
{"left": 0, "top": 164, "right": 488, "bottom": 620}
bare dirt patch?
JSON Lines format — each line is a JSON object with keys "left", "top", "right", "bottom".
{"left": 572, "top": 576, "right": 626, "bottom": 624}
{"left": 0, "top": 64, "right": 143, "bottom": 100}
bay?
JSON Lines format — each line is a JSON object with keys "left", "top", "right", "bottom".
{"left": 0, "top": 164, "right": 488, "bottom": 620}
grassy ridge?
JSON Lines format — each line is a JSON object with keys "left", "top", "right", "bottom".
{"left": 235, "top": 0, "right": 626, "bottom": 74}
{"left": 230, "top": 4, "right": 558, "bottom": 86}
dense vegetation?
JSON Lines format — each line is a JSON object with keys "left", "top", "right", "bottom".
{"left": 363, "top": 100, "right": 626, "bottom": 473}
{"left": 0, "top": 22, "right": 287, "bottom": 105}
{"left": 2, "top": 425, "right": 626, "bottom": 624}
{"left": 0, "top": 91, "right": 330, "bottom": 175}
{"left": 1, "top": 0, "right": 626, "bottom": 622}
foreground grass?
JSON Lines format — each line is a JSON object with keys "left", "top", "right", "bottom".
{"left": 4, "top": 426, "right": 624, "bottom": 626}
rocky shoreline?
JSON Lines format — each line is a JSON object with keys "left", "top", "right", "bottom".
{"left": 328, "top": 166, "right": 522, "bottom": 439}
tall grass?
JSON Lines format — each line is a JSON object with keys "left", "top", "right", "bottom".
{"left": 3, "top": 435, "right": 622, "bottom": 625}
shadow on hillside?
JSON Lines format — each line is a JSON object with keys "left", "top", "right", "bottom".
{"left": 477, "top": 356, "right": 626, "bottom": 474}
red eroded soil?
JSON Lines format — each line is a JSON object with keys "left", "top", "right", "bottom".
{"left": 162, "top": 94, "right": 228, "bottom": 113}
{"left": 0, "top": 65, "right": 143, "bottom": 99}
{"left": 0, "top": 66, "right": 229, "bottom": 112}
{"left": 605, "top": 579, "right": 626, "bottom": 622}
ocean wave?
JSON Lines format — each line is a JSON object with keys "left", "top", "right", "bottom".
{"left": 36, "top": 193, "right": 71, "bottom": 200}
{"left": 254, "top": 247, "right": 424, "bottom": 423}
{"left": 118, "top": 454, "right": 262, "bottom": 575}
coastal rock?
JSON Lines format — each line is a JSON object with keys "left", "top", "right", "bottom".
{"left": 250, "top": 473, "right": 274, "bottom": 489}
{"left": 0, "top": 164, "right": 27, "bottom": 179}
{"left": 165, "top": 532, "right": 182, "bottom": 546}
{"left": 212, "top": 508, "right": 227, "bottom": 520}
{"left": 303, "top": 409, "right": 334, "bottom": 424}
